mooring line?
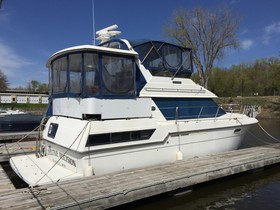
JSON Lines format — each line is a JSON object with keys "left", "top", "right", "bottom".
{"left": 235, "top": 118, "right": 275, "bottom": 145}
{"left": 257, "top": 122, "right": 280, "bottom": 143}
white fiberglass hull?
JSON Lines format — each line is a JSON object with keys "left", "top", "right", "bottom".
{"left": 10, "top": 114, "right": 257, "bottom": 186}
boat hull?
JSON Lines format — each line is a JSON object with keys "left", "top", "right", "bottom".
{"left": 10, "top": 114, "right": 256, "bottom": 186}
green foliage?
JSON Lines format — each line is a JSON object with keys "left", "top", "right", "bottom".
{"left": 0, "top": 103, "right": 47, "bottom": 113}
{"left": 0, "top": 70, "right": 9, "bottom": 91}
{"left": 27, "top": 80, "right": 48, "bottom": 92}
{"left": 208, "top": 57, "right": 280, "bottom": 97}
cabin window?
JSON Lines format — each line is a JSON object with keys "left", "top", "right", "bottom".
{"left": 133, "top": 41, "right": 192, "bottom": 78}
{"left": 84, "top": 53, "right": 99, "bottom": 95}
{"left": 102, "top": 55, "right": 135, "bottom": 95}
{"left": 52, "top": 57, "right": 67, "bottom": 94}
{"left": 50, "top": 51, "right": 136, "bottom": 98}
{"left": 153, "top": 98, "right": 226, "bottom": 120}
{"left": 69, "top": 54, "right": 82, "bottom": 94}
{"left": 162, "top": 44, "right": 181, "bottom": 68}
{"left": 86, "top": 129, "right": 155, "bottom": 146}
{"left": 47, "top": 123, "right": 59, "bottom": 138}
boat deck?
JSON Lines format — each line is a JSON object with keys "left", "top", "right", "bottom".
{"left": 0, "top": 143, "right": 280, "bottom": 209}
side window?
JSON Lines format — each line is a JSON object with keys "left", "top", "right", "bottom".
{"left": 69, "top": 54, "right": 82, "bottom": 94}
{"left": 162, "top": 44, "right": 181, "bottom": 68}
{"left": 102, "top": 55, "right": 135, "bottom": 95}
{"left": 84, "top": 53, "right": 99, "bottom": 95}
{"left": 52, "top": 57, "right": 67, "bottom": 94}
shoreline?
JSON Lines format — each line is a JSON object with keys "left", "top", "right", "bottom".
{"left": 216, "top": 96, "right": 280, "bottom": 120}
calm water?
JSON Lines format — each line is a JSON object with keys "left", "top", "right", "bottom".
{"left": 114, "top": 119, "right": 280, "bottom": 210}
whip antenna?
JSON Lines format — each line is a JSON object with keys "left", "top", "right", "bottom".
{"left": 92, "top": 0, "right": 96, "bottom": 45}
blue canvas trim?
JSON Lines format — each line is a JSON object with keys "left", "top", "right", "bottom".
{"left": 153, "top": 98, "right": 226, "bottom": 120}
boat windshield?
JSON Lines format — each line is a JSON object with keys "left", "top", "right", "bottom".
{"left": 100, "top": 40, "right": 193, "bottom": 78}
{"left": 50, "top": 51, "right": 136, "bottom": 98}
{"left": 132, "top": 41, "right": 193, "bottom": 78}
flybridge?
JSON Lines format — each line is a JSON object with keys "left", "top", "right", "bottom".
{"left": 100, "top": 39, "right": 193, "bottom": 79}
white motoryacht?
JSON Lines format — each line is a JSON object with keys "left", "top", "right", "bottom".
{"left": 10, "top": 26, "right": 258, "bottom": 186}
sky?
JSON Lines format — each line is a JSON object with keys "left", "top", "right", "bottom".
{"left": 0, "top": 0, "right": 280, "bottom": 88}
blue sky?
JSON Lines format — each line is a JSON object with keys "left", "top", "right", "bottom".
{"left": 0, "top": 0, "right": 280, "bottom": 88}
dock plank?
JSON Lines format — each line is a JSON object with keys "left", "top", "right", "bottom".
{"left": 0, "top": 165, "right": 15, "bottom": 193}
{"left": 0, "top": 141, "right": 36, "bottom": 162}
{"left": 1, "top": 144, "right": 280, "bottom": 209}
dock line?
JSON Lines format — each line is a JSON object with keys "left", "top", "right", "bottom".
{"left": 257, "top": 122, "right": 280, "bottom": 143}
{"left": 236, "top": 118, "right": 280, "bottom": 145}
{"left": 0, "top": 125, "right": 40, "bottom": 155}
{"left": 33, "top": 121, "right": 90, "bottom": 186}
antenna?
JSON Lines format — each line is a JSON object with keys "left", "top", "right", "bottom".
{"left": 96, "top": 24, "right": 121, "bottom": 43}
{"left": 92, "top": 0, "right": 96, "bottom": 45}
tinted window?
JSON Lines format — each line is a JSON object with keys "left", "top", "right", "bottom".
{"left": 102, "top": 55, "right": 135, "bottom": 95}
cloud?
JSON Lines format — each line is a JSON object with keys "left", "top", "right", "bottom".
{"left": 240, "top": 39, "right": 253, "bottom": 50}
{"left": 263, "top": 21, "right": 280, "bottom": 45}
{"left": 0, "top": 40, "right": 33, "bottom": 86}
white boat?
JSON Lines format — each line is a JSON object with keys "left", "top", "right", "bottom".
{"left": 0, "top": 109, "right": 42, "bottom": 132}
{"left": 0, "top": 109, "right": 25, "bottom": 115}
{"left": 10, "top": 26, "right": 258, "bottom": 186}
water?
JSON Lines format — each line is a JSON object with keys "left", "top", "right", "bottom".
{"left": 113, "top": 119, "right": 280, "bottom": 210}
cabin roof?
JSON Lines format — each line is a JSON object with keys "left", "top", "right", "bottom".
{"left": 46, "top": 45, "right": 138, "bottom": 68}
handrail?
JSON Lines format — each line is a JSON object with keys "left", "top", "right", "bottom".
{"left": 197, "top": 107, "right": 203, "bottom": 123}
{"left": 214, "top": 106, "right": 220, "bottom": 121}
{"left": 160, "top": 105, "right": 226, "bottom": 121}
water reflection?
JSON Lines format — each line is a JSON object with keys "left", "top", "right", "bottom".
{"left": 129, "top": 166, "right": 280, "bottom": 210}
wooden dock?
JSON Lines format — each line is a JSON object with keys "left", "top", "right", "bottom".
{"left": 0, "top": 141, "right": 36, "bottom": 162}
{"left": 0, "top": 143, "right": 280, "bottom": 209}
{"left": 0, "top": 164, "right": 15, "bottom": 193}
{"left": 0, "top": 131, "right": 38, "bottom": 143}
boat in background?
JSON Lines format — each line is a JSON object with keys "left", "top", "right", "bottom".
{"left": 0, "top": 109, "right": 42, "bottom": 132}
{"left": 10, "top": 25, "right": 258, "bottom": 186}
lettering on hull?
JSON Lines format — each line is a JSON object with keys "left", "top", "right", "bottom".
{"left": 48, "top": 148, "right": 76, "bottom": 167}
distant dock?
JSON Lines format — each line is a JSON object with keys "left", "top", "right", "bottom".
{"left": 0, "top": 131, "right": 38, "bottom": 143}
{"left": 1, "top": 142, "right": 280, "bottom": 209}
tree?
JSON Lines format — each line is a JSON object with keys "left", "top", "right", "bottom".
{"left": 0, "top": 70, "right": 9, "bottom": 91}
{"left": 164, "top": 6, "right": 240, "bottom": 88}
{"left": 27, "top": 80, "right": 39, "bottom": 92}
{"left": 207, "top": 57, "right": 280, "bottom": 97}
{"left": 27, "top": 80, "right": 48, "bottom": 92}
{"left": 37, "top": 83, "right": 49, "bottom": 92}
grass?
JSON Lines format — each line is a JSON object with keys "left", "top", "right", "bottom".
{"left": 0, "top": 103, "right": 47, "bottom": 113}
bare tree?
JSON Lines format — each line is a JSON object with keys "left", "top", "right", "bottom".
{"left": 164, "top": 7, "right": 240, "bottom": 88}
{"left": 0, "top": 70, "right": 8, "bottom": 91}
